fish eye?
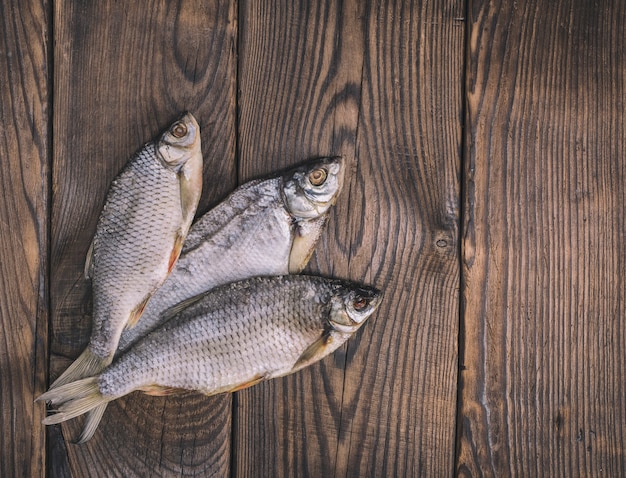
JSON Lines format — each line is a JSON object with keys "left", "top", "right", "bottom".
{"left": 352, "top": 296, "right": 370, "bottom": 311}
{"left": 308, "top": 168, "right": 327, "bottom": 186}
{"left": 171, "top": 122, "right": 188, "bottom": 138}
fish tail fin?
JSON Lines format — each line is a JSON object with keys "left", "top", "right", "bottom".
{"left": 75, "top": 403, "right": 109, "bottom": 444}
{"left": 49, "top": 348, "right": 110, "bottom": 390}
{"left": 38, "top": 377, "right": 110, "bottom": 426}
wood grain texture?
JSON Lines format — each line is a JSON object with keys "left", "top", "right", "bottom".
{"left": 50, "top": 0, "right": 237, "bottom": 475}
{"left": 12, "top": 0, "right": 623, "bottom": 475}
{"left": 458, "top": 0, "right": 626, "bottom": 475}
{"left": 0, "top": 0, "right": 49, "bottom": 476}
{"left": 236, "top": 1, "right": 463, "bottom": 476}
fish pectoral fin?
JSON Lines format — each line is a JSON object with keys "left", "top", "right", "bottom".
{"left": 126, "top": 295, "right": 152, "bottom": 329}
{"left": 293, "top": 330, "right": 334, "bottom": 371}
{"left": 168, "top": 231, "right": 185, "bottom": 274}
{"left": 139, "top": 385, "right": 186, "bottom": 397}
{"left": 178, "top": 164, "right": 203, "bottom": 226}
{"left": 288, "top": 215, "right": 329, "bottom": 273}
{"left": 84, "top": 239, "right": 95, "bottom": 279}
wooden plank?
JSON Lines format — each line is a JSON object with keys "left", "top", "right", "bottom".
{"left": 458, "top": 0, "right": 626, "bottom": 475}
{"left": 0, "top": 0, "right": 49, "bottom": 476}
{"left": 50, "top": 0, "right": 237, "bottom": 475}
{"left": 235, "top": 1, "right": 463, "bottom": 476}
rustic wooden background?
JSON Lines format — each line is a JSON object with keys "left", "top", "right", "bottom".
{"left": 1, "top": 0, "right": 624, "bottom": 476}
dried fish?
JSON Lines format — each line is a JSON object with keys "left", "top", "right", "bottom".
{"left": 39, "top": 275, "right": 381, "bottom": 443}
{"left": 50, "top": 113, "right": 203, "bottom": 390}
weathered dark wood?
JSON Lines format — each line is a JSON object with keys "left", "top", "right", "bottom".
{"left": 0, "top": 0, "right": 49, "bottom": 476}
{"left": 235, "top": 1, "right": 463, "bottom": 476}
{"left": 458, "top": 0, "right": 626, "bottom": 475}
{"left": 3, "top": 0, "right": 622, "bottom": 475}
{"left": 50, "top": 0, "right": 237, "bottom": 475}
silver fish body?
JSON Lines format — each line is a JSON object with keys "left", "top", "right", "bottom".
{"left": 50, "top": 113, "right": 203, "bottom": 388}
{"left": 39, "top": 275, "right": 382, "bottom": 441}
{"left": 116, "top": 156, "right": 346, "bottom": 353}
{"left": 106, "top": 275, "right": 380, "bottom": 396}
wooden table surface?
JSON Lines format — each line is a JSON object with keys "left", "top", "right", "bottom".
{"left": 1, "top": 0, "right": 625, "bottom": 476}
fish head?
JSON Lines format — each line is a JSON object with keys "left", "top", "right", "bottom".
{"left": 292, "top": 280, "right": 382, "bottom": 372}
{"left": 330, "top": 282, "right": 383, "bottom": 333}
{"left": 157, "top": 112, "right": 201, "bottom": 169}
{"left": 282, "top": 156, "right": 345, "bottom": 219}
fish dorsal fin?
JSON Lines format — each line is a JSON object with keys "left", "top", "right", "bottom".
{"left": 84, "top": 239, "right": 95, "bottom": 279}
{"left": 160, "top": 292, "right": 207, "bottom": 322}
{"left": 293, "top": 330, "right": 334, "bottom": 371}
